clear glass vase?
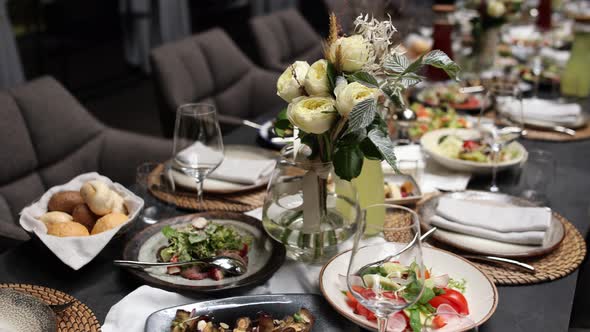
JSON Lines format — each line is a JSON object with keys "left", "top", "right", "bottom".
{"left": 262, "top": 145, "right": 360, "bottom": 264}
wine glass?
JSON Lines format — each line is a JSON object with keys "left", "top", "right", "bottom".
{"left": 347, "top": 204, "right": 424, "bottom": 332}
{"left": 172, "top": 103, "right": 224, "bottom": 205}
{"left": 479, "top": 83, "right": 524, "bottom": 193}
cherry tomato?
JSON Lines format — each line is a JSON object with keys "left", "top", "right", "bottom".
{"left": 441, "top": 288, "right": 469, "bottom": 315}
{"left": 462, "top": 140, "right": 480, "bottom": 151}
{"left": 432, "top": 315, "right": 447, "bottom": 328}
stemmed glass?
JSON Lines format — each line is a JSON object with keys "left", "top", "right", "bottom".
{"left": 347, "top": 204, "right": 424, "bottom": 332}
{"left": 172, "top": 103, "right": 224, "bottom": 205}
{"left": 479, "top": 84, "right": 524, "bottom": 193}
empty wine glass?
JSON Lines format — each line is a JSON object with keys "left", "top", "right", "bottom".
{"left": 172, "top": 104, "right": 224, "bottom": 205}
{"left": 347, "top": 204, "right": 424, "bottom": 332}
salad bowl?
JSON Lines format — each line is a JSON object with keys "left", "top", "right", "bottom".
{"left": 320, "top": 246, "right": 498, "bottom": 331}
{"left": 420, "top": 128, "right": 527, "bottom": 174}
{"left": 122, "top": 211, "right": 285, "bottom": 293}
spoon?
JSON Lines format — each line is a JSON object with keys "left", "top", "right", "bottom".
{"left": 113, "top": 256, "right": 247, "bottom": 276}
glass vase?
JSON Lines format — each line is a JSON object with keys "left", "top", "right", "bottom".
{"left": 262, "top": 145, "right": 360, "bottom": 264}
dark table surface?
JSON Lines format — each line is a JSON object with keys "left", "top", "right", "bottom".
{"left": 0, "top": 116, "right": 589, "bottom": 332}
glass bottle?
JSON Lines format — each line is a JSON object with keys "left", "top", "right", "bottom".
{"left": 536, "top": 0, "right": 552, "bottom": 31}
{"left": 351, "top": 158, "right": 385, "bottom": 234}
{"left": 426, "top": 4, "right": 456, "bottom": 81}
{"left": 561, "top": 18, "right": 590, "bottom": 98}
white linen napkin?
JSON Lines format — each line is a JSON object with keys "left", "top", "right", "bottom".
{"left": 500, "top": 98, "right": 582, "bottom": 126}
{"left": 540, "top": 47, "right": 570, "bottom": 67}
{"left": 436, "top": 196, "right": 552, "bottom": 233}
{"left": 176, "top": 142, "right": 275, "bottom": 185}
{"left": 430, "top": 215, "right": 546, "bottom": 245}
{"left": 19, "top": 172, "right": 144, "bottom": 270}
{"left": 383, "top": 145, "right": 471, "bottom": 193}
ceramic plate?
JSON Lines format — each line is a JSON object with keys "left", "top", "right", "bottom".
{"left": 420, "top": 128, "right": 528, "bottom": 174}
{"left": 503, "top": 111, "right": 588, "bottom": 130}
{"left": 145, "top": 294, "right": 360, "bottom": 332}
{"left": 417, "top": 191, "right": 565, "bottom": 258}
{"left": 415, "top": 89, "right": 491, "bottom": 113}
{"left": 0, "top": 288, "right": 57, "bottom": 332}
{"left": 384, "top": 174, "right": 423, "bottom": 206}
{"left": 170, "top": 145, "right": 277, "bottom": 194}
{"left": 122, "top": 212, "right": 286, "bottom": 293}
{"left": 320, "top": 247, "right": 498, "bottom": 332}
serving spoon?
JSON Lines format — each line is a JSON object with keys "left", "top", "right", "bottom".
{"left": 113, "top": 256, "right": 247, "bottom": 276}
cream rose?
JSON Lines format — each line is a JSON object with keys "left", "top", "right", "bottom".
{"left": 304, "top": 60, "right": 331, "bottom": 96}
{"left": 329, "top": 35, "right": 372, "bottom": 72}
{"left": 287, "top": 96, "right": 337, "bottom": 134}
{"left": 277, "top": 61, "right": 310, "bottom": 102}
{"left": 335, "top": 82, "right": 378, "bottom": 117}
{"left": 487, "top": 1, "right": 506, "bottom": 18}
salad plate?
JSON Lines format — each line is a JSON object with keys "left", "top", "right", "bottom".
{"left": 420, "top": 128, "right": 527, "bottom": 174}
{"left": 122, "top": 211, "right": 286, "bottom": 293}
{"left": 414, "top": 83, "right": 491, "bottom": 113}
{"left": 319, "top": 247, "right": 498, "bottom": 332}
{"left": 418, "top": 191, "right": 566, "bottom": 258}
{"left": 384, "top": 174, "right": 423, "bottom": 206}
{"left": 145, "top": 294, "right": 360, "bottom": 332}
{"left": 169, "top": 145, "right": 277, "bottom": 194}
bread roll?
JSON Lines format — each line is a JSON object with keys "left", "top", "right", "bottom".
{"left": 72, "top": 204, "right": 99, "bottom": 232}
{"left": 91, "top": 213, "right": 128, "bottom": 235}
{"left": 39, "top": 211, "right": 73, "bottom": 225}
{"left": 47, "top": 191, "right": 84, "bottom": 214}
{"left": 80, "top": 180, "right": 127, "bottom": 215}
{"left": 46, "top": 221, "right": 89, "bottom": 237}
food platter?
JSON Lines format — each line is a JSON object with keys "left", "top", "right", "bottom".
{"left": 122, "top": 212, "right": 285, "bottom": 293}
{"left": 417, "top": 191, "right": 566, "bottom": 258}
{"left": 145, "top": 294, "right": 359, "bottom": 332}
{"left": 320, "top": 247, "right": 498, "bottom": 331}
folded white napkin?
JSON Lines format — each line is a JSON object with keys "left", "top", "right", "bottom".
{"left": 176, "top": 142, "right": 275, "bottom": 185}
{"left": 430, "top": 215, "right": 546, "bottom": 245}
{"left": 436, "top": 197, "right": 552, "bottom": 233}
{"left": 19, "top": 172, "right": 144, "bottom": 270}
{"left": 500, "top": 98, "right": 582, "bottom": 126}
{"left": 540, "top": 47, "right": 570, "bottom": 67}
{"left": 383, "top": 145, "right": 471, "bottom": 193}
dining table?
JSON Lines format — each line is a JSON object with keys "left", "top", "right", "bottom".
{"left": 0, "top": 103, "right": 589, "bottom": 332}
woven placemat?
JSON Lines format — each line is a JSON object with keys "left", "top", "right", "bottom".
{"left": 148, "top": 164, "right": 266, "bottom": 212}
{"left": 0, "top": 283, "right": 101, "bottom": 332}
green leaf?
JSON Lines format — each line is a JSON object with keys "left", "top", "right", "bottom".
{"left": 345, "top": 71, "right": 378, "bottom": 87}
{"left": 422, "top": 50, "right": 461, "bottom": 80}
{"left": 382, "top": 83, "right": 405, "bottom": 108}
{"left": 399, "top": 73, "right": 424, "bottom": 88}
{"left": 383, "top": 52, "right": 410, "bottom": 73}
{"left": 403, "top": 53, "right": 425, "bottom": 75}
{"left": 274, "top": 108, "right": 292, "bottom": 137}
{"left": 339, "top": 128, "right": 367, "bottom": 146}
{"left": 327, "top": 62, "right": 337, "bottom": 93}
{"left": 344, "top": 98, "right": 376, "bottom": 135}
{"left": 360, "top": 138, "right": 382, "bottom": 160}
{"left": 277, "top": 107, "right": 288, "bottom": 120}
{"left": 333, "top": 145, "right": 364, "bottom": 181}
{"left": 418, "top": 286, "right": 435, "bottom": 304}
{"left": 367, "top": 129, "right": 397, "bottom": 171}
{"left": 188, "top": 233, "right": 207, "bottom": 244}
{"left": 409, "top": 309, "right": 422, "bottom": 332}
{"left": 161, "top": 226, "right": 177, "bottom": 239}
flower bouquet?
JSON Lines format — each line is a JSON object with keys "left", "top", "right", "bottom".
{"left": 274, "top": 13, "right": 460, "bottom": 181}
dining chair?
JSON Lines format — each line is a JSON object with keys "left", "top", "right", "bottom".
{"left": 150, "top": 28, "right": 283, "bottom": 137}
{"left": 249, "top": 8, "right": 324, "bottom": 72}
{"left": 0, "top": 76, "right": 172, "bottom": 248}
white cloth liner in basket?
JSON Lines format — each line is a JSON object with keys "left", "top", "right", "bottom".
{"left": 19, "top": 172, "right": 144, "bottom": 270}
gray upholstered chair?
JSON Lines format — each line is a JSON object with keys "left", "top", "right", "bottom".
{"left": 250, "top": 8, "right": 324, "bottom": 72}
{"left": 150, "top": 28, "right": 283, "bottom": 137}
{"left": 0, "top": 76, "right": 172, "bottom": 249}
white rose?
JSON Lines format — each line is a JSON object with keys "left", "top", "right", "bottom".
{"left": 304, "top": 60, "right": 331, "bottom": 96}
{"left": 335, "top": 82, "right": 378, "bottom": 117}
{"left": 277, "top": 61, "right": 310, "bottom": 103}
{"left": 287, "top": 96, "right": 337, "bottom": 134}
{"left": 329, "top": 35, "right": 372, "bottom": 72}
{"left": 487, "top": 1, "right": 506, "bottom": 18}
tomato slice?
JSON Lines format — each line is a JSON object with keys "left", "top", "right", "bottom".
{"left": 440, "top": 288, "right": 469, "bottom": 315}
{"left": 346, "top": 291, "right": 358, "bottom": 305}
{"left": 462, "top": 140, "right": 479, "bottom": 151}
{"left": 432, "top": 315, "right": 447, "bottom": 328}
{"left": 429, "top": 295, "right": 455, "bottom": 310}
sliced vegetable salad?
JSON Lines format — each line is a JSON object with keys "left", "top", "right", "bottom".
{"left": 409, "top": 103, "right": 469, "bottom": 140}
{"left": 342, "top": 261, "right": 472, "bottom": 332}
{"left": 437, "top": 135, "right": 520, "bottom": 163}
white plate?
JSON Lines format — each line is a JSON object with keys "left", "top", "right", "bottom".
{"left": 384, "top": 174, "right": 422, "bottom": 206}
{"left": 319, "top": 247, "right": 498, "bottom": 332}
{"left": 170, "top": 145, "right": 276, "bottom": 194}
{"left": 420, "top": 128, "right": 527, "bottom": 174}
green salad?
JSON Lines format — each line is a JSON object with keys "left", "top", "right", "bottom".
{"left": 438, "top": 134, "right": 520, "bottom": 163}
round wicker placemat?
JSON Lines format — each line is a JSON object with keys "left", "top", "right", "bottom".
{"left": 471, "top": 216, "right": 586, "bottom": 285}
{"left": 0, "top": 284, "right": 101, "bottom": 332}
{"left": 147, "top": 164, "right": 266, "bottom": 212}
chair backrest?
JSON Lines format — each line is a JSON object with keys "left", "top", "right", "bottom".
{"left": 250, "top": 8, "right": 323, "bottom": 72}
{"left": 0, "top": 76, "right": 105, "bottom": 230}
{"left": 151, "top": 28, "right": 280, "bottom": 137}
